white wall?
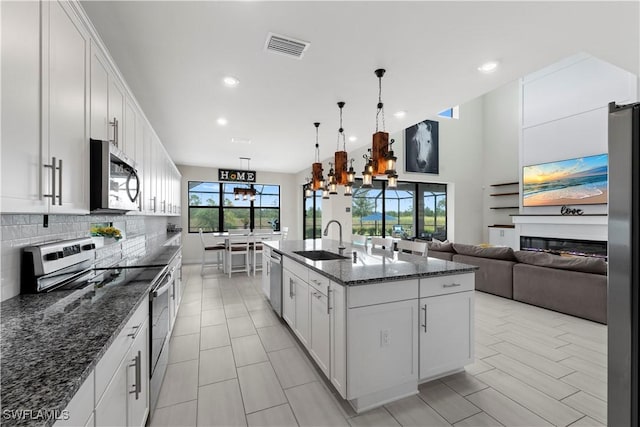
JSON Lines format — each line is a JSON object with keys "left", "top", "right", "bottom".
{"left": 178, "top": 164, "right": 300, "bottom": 264}
{"left": 481, "top": 80, "right": 521, "bottom": 241}
{"left": 521, "top": 54, "right": 638, "bottom": 216}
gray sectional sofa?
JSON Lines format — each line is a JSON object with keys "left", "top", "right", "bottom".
{"left": 424, "top": 241, "right": 608, "bottom": 324}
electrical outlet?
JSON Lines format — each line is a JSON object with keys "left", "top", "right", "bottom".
{"left": 380, "top": 329, "right": 390, "bottom": 347}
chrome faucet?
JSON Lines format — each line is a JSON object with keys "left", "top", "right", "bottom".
{"left": 323, "top": 220, "right": 345, "bottom": 253}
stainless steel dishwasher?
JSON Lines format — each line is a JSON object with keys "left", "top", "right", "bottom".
{"left": 269, "top": 251, "right": 283, "bottom": 317}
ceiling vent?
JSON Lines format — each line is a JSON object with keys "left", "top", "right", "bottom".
{"left": 264, "top": 32, "right": 310, "bottom": 59}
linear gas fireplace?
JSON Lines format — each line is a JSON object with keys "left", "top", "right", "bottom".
{"left": 520, "top": 236, "right": 607, "bottom": 260}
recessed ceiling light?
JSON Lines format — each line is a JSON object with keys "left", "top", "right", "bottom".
{"left": 231, "top": 137, "right": 251, "bottom": 144}
{"left": 393, "top": 110, "right": 407, "bottom": 118}
{"left": 349, "top": 136, "right": 357, "bottom": 142}
{"left": 223, "top": 76, "right": 240, "bottom": 87}
{"left": 477, "top": 61, "right": 499, "bottom": 73}
{"left": 217, "top": 117, "right": 228, "bottom": 126}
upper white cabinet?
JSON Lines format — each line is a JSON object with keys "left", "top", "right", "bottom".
{"left": 1, "top": 0, "right": 181, "bottom": 215}
{"left": 41, "top": 0, "right": 90, "bottom": 214}
{"left": 1, "top": 0, "right": 46, "bottom": 213}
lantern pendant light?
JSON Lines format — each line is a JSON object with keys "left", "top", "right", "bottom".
{"left": 311, "top": 122, "right": 325, "bottom": 191}
{"left": 233, "top": 157, "right": 257, "bottom": 200}
{"left": 304, "top": 177, "right": 313, "bottom": 198}
{"left": 371, "top": 69, "right": 390, "bottom": 176}
{"left": 328, "top": 162, "right": 338, "bottom": 195}
{"left": 344, "top": 183, "right": 353, "bottom": 196}
{"left": 385, "top": 138, "right": 397, "bottom": 175}
{"left": 334, "top": 102, "right": 348, "bottom": 186}
{"left": 346, "top": 158, "right": 356, "bottom": 184}
{"left": 361, "top": 151, "right": 373, "bottom": 188}
{"left": 322, "top": 182, "right": 330, "bottom": 199}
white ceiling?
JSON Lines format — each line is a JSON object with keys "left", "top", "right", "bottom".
{"left": 81, "top": 1, "right": 639, "bottom": 174}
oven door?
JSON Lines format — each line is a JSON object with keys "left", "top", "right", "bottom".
{"left": 149, "top": 270, "right": 172, "bottom": 412}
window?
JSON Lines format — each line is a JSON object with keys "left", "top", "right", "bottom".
{"left": 303, "top": 188, "right": 322, "bottom": 239}
{"left": 352, "top": 179, "right": 447, "bottom": 240}
{"left": 188, "top": 181, "right": 280, "bottom": 232}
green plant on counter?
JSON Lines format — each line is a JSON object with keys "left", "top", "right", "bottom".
{"left": 91, "top": 226, "right": 122, "bottom": 240}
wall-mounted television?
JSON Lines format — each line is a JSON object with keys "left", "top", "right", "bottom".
{"left": 522, "top": 153, "right": 608, "bottom": 207}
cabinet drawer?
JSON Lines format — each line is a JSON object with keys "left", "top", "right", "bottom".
{"left": 95, "top": 299, "right": 148, "bottom": 402}
{"left": 283, "top": 257, "right": 308, "bottom": 283}
{"left": 419, "top": 273, "right": 474, "bottom": 298}
{"left": 308, "top": 270, "right": 330, "bottom": 295}
{"left": 348, "top": 279, "right": 418, "bottom": 308}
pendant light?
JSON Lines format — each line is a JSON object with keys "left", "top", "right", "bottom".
{"left": 361, "top": 150, "right": 373, "bottom": 188}
{"left": 371, "top": 69, "right": 390, "bottom": 176}
{"left": 311, "top": 122, "right": 325, "bottom": 190}
{"left": 233, "top": 157, "right": 257, "bottom": 200}
{"left": 304, "top": 177, "right": 313, "bottom": 198}
{"left": 346, "top": 158, "right": 356, "bottom": 184}
{"left": 385, "top": 138, "right": 397, "bottom": 175}
{"left": 328, "top": 162, "right": 338, "bottom": 195}
{"left": 322, "top": 182, "right": 330, "bottom": 199}
{"left": 334, "top": 102, "right": 348, "bottom": 186}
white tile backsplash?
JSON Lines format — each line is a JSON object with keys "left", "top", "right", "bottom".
{"left": 0, "top": 214, "right": 170, "bottom": 301}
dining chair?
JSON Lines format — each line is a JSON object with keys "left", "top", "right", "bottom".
{"left": 226, "top": 234, "right": 251, "bottom": 277}
{"left": 352, "top": 234, "right": 368, "bottom": 246}
{"left": 371, "top": 236, "right": 394, "bottom": 252}
{"left": 396, "top": 239, "right": 428, "bottom": 256}
{"left": 199, "top": 228, "right": 225, "bottom": 276}
{"left": 250, "top": 230, "right": 273, "bottom": 275}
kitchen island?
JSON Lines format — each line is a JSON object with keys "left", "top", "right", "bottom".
{"left": 263, "top": 239, "right": 478, "bottom": 413}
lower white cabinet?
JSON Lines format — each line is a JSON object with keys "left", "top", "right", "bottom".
{"left": 282, "top": 270, "right": 296, "bottom": 328}
{"left": 294, "top": 277, "right": 310, "bottom": 348}
{"left": 127, "top": 319, "right": 149, "bottom": 427}
{"left": 262, "top": 248, "right": 271, "bottom": 298}
{"left": 419, "top": 291, "right": 474, "bottom": 380}
{"left": 95, "top": 355, "right": 127, "bottom": 426}
{"left": 55, "top": 372, "right": 94, "bottom": 427}
{"left": 488, "top": 226, "right": 517, "bottom": 249}
{"left": 347, "top": 299, "right": 419, "bottom": 399}
{"left": 309, "top": 287, "right": 330, "bottom": 377}
{"left": 329, "top": 282, "right": 346, "bottom": 398}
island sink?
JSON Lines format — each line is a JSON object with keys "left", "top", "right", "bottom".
{"left": 293, "top": 250, "right": 348, "bottom": 261}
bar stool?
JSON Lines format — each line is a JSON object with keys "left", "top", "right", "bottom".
{"left": 371, "top": 236, "right": 394, "bottom": 252}
{"left": 352, "top": 234, "right": 368, "bottom": 246}
{"left": 226, "top": 234, "right": 251, "bottom": 277}
{"left": 396, "top": 239, "right": 428, "bottom": 256}
{"left": 199, "top": 228, "right": 225, "bottom": 276}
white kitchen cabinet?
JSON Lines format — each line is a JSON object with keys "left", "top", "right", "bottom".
{"left": 347, "top": 299, "right": 419, "bottom": 399}
{"left": 262, "top": 247, "right": 271, "bottom": 298}
{"left": 330, "top": 281, "right": 346, "bottom": 398}
{"left": 42, "top": 0, "right": 90, "bottom": 214}
{"left": 282, "top": 270, "right": 296, "bottom": 328}
{"left": 0, "top": 0, "right": 47, "bottom": 213}
{"left": 108, "top": 78, "right": 124, "bottom": 150}
{"left": 294, "top": 277, "right": 310, "bottom": 348}
{"left": 90, "top": 44, "right": 109, "bottom": 141}
{"left": 123, "top": 97, "right": 138, "bottom": 167}
{"left": 127, "top": 319, "right": 149, "bottom": 427}
{"left": 95, "top": 354, "right": 127, "bottom": 427}
{"left": 309, "top": 287, "right": 330, "bottom": 377}
{"left": 55, "top": 372, "right": 94, "bottom": 427}
{"left": 419, "top": 291, "right": 474, "bottom": 380}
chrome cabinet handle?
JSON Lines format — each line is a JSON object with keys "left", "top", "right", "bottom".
{"left": 327, "top": 286, "right": 332, "bottom": 314}
{"left": 138, "top": 190, "right": 143, "bottom": 211}
{"left": 110, "top": 117, "right": 119, "bottom": 147}
{"left": 129, "top": 350, "right": 141, "bottom": 400}
{"left": 289, "top": 278, "right": 294, "bottom": 298}
{"left": 43, "top": 157, "right": 56, "bottom": 203}
{"left": 443, "top": 283, "right": 461, "bottom": 288}
{"left": 57, "top": 158, "right": 62, "bottom": 205}
{"left": 421, "top": 304, "right": 427, "bottom": 332}
{"left": 152, "top": 196, "right": 157, "bottom": 213}
{"left": 127, "top": 324, "right": 142, "bottom": 339}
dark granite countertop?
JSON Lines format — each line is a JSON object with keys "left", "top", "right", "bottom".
{"left": 0, "top": 240, "right": 181, "bottom": 427}
{"left": 265, "top": 239, "right": 478, "bottom": 286}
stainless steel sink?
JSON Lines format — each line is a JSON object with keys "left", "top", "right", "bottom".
{"left": 293, "top": 250, "right": 348, "bottom": 261}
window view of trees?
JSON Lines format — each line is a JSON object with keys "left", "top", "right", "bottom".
{"left": 351, "top": 180, "right": 446, "bottom": 239}
{"left": 188, "top": 181, "right": 280, "bottom": 233}
{"left": 304, "top": 190, "right": 322, "bottom": 239}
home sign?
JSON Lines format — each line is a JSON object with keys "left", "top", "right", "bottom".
{"left": 218, "top": 169, "right": 256, "bottom": 183}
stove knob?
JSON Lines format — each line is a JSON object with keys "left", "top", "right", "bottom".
{"left": 44, "top": 251, "right": 64, "bottom": 261}
{"left": 82, "top": 243, "right": 96, "bottom": 250}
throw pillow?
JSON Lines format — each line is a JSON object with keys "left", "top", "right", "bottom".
{"left": 417, "top": 239, "right": 454, "bottom": 252}
{"left": 514, "top": 251, "right": 607, "bottom": 275}
{"left": 452, "top": 243, "right": 517, "bottom": 261}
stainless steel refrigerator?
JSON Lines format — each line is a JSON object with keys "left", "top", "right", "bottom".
{"left": 608, "top": 101, "right": 639, "bottom": 426}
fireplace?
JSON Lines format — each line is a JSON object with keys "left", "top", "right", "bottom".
{"left": 520, "top": 236, "right": 607, "bottom": 260}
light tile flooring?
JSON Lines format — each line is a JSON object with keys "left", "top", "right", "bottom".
{"left": 150, "top": 265, "right": 607, "bottom": 427}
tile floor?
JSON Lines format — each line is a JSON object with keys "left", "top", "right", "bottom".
{"left": 150, "top": 265, "right": 607, "bottom": 427}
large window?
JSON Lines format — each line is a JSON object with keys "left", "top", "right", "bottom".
{"left": 352, "top": 179, "right": 446, "bottom": 240}
{"left": 188, "top": 181, "right": 280, "bottom": 232}
{"left": 303, "top": 188, "right": 322, "bottom": 239}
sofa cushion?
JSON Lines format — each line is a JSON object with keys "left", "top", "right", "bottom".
{"left": 416, "top": 239, "right": 454, "bottom": 252}
{"left": 452, "top": 254, "right": 515, "bottom": 299}
{"left": 453, "top": 243, "right": 516, "bottom": 261}
{"left": 514, "top": 251, "right": 607, "bottom": 275}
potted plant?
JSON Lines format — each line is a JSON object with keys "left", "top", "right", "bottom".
{"left": 91, "top": 226, "right": 123, "bottom": 246}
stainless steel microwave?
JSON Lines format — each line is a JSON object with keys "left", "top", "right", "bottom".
{"left": 90, "top": 139, "right": 141, "bottom": 212}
